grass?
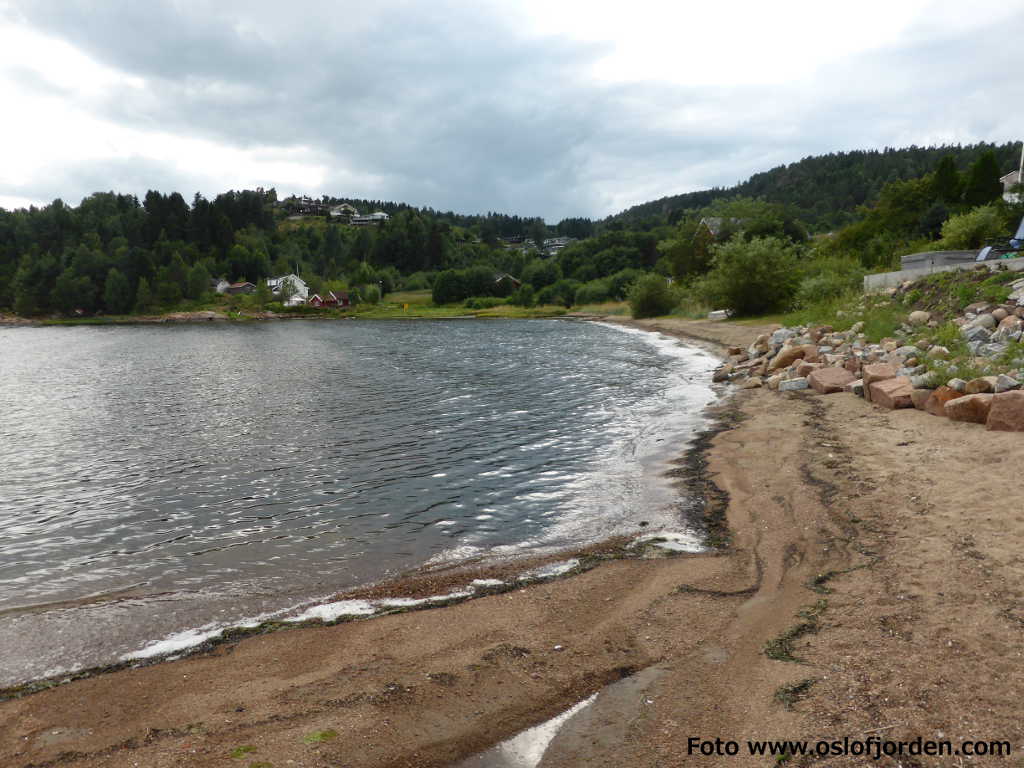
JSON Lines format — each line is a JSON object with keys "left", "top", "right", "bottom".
{"left": 764, "top": 600, "right": 827, "bottom": 662}
{"left": 230, "top": 745, "right": 257, "bottom": 759}
{"left": 774, "top": 678, "right": 817, "bottom": 710}
{"left": 303, "top": 729, "right": 338, "bottom": 744}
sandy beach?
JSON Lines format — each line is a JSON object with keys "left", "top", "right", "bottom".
{"left": 2, "top": 317, "right": 1022, "bottom": 767}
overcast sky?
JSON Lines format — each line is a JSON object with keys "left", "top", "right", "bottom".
{"left": 2, "top": 1, "right": 1023, "bottom": 221}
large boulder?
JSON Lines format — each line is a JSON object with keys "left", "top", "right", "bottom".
{"left": 995, "top": 374, "right": 1021, "bottom": 393}
{"left": 807, "top": 367, "right": 856, "bottom": 394}
{"left": 911, "top": 389, "right": 933, "bottom": 410}
{"left": 944, "top": 393, "right": 994, "bottom": 424}
{"left": 908, "top": 310, "right": 931, "bottom": 326}
{"left": 986, "top": 390, "right": 1024, "bottom": 431}
{"left": 768, "top": 345, "right": 807, "bottom": 371}
{"left": 924, "top": 386, "right": 964, "bottom": 417}
{"left": 862, "top": 363, "right": 897, "bottom": 403}
{"left": 964, "top": 376, "right": 997, "bottom": 395}
{"left": 869, "top": 376, "right": 914, "bottom": 409}
{"left": 778, "top": 377, "right": 809, "bottom": 392}
{"left": 795, "top": 361, "right": 822, "bottom": 377}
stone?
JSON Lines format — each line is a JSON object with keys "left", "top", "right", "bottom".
{"left": 849, "top": 321, "right": 865, "bottom": 334}
{"left": 844, "top": 356, "right": 861, "bottom": 375}
{"left": 973, "top": 313, "right": 997, "bottom": 330}
{"left": 739, "top": 376, "right": 763, "bottom": 389}
{"left": 795, "top": 361, "right": 822, "bottom": 377}
{"left": 962, "top": 325, "right": 991, "bottom": 342}
{"left": 768, "top": 345, "right": 806, "bottom": 371}
{"left": 999, "top": 315, "right": 1023, "bottom": 330}
{"left": 979, "top": 342, "right": 1009, "bottom": 357}
{"left": 869, "top": 376, "right": 914, "bottom": 409}
{"left": 712, "top": 364, "right": 733, "bottom": 383}
{"left": 771, "top": 328, "right": 797, "bottom": 345}
{"left": 862, "top": 363, "right": 897, "bottom": 402}
{"left": 986, "top": 391, "right": 1024, "bottom": 431}
{"left": 965, "top": 302, "right": 992, "bottom": 315}
{"left": 894, "top": 345, "right": 921, "bottom": 358}
{"left": 910, "top": 371, "right": 941, "bottom": 389}
{"left": 924, "top": 386, "right": 963, "bottom": 417}
{"left": 765, "top": 373, "right": 785, "bottom": 391}
{"left": 908, "top": 310, "right": 931, "bottom": 326}
{"left": 911, "top": 389, "right": 933, "bottom": 410}
{"left": 992, "top": 308, "right": 1009, "bottom": 322}
{"left": 808, "top": 325, "right": 833, "bottom": 343}
{"left": 995, "top": 374, "right": 1021, "bottom": 393}
{"left": 778, "top": 377, "right": 809, "bottom": 392}
{"left": 964, "top": 376, "right": 997, "bottom": 394}
{"left": 800, "top": 344, "right": 820, "bottom": 363}
{"left": 944, "top": 393, "right": 994, "bottom": 424}
{"left": 844, "top": 379, "right": 864, "bottom": 396}
{"left": 927, "top": 345, "right": 950, "bottom": 359}
{"left": 807, "top": 367, "right": 856, "bottom": 395}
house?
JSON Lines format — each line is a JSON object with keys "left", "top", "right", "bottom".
{"left": 266, "top": 274, "right": 310, "bottom": 306}
{"left": 695, "top": 217, "right": 743, "bottom": 241}
{"left": 351, "top": 211, "right": 390, "bottom": 226}
{"left": 211, "top": 278, "right": 231, "bottom": 294}
{"left": 329, "top": 203, "right": 359, "bottom": 221}
{"left": 226, "top": 281, "right": 256, "bottom": 295}
{"left": 308, "top": 294, "right": 326, "bottom": 307}
{"left": 494, "top": 273, "right": 522, "bottom": 291}
{"left": 1001, "top": 170, "right": 1021, "bottom": 203}
{"left": 326, "top": 290, "right": 351, "bottom": 308}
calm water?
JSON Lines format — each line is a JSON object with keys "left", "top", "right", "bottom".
{"left": 0, "top": 319, "right": 717, "bottom": 685}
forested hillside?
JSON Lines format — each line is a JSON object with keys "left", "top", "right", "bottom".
{"left": 611, "top": 142, "right": 1022, "bottom": 232}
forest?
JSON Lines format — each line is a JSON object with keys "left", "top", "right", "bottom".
{"left": 0, "top": 143, "right": 1021, "bottom": 319}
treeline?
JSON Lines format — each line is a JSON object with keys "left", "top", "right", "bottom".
{"left": 611, "top": 142, "right": 1022, "bottom": 233}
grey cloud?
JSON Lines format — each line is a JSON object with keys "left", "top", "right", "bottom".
{"left": 10, "top": 1, "right": 1024, "bottom": 219}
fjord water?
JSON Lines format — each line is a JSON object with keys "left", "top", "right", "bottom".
{"left": 0, "top": 319, "right": 717, "bottom": 685}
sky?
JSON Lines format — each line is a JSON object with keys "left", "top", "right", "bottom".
{"left": 2, "top": 0, "right": 1023, "bottom": 221}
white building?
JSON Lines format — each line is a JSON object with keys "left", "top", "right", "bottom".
{"left": 351, "top": 211, "right": 390, "bottom": 226}
{"left": 1001, "top": 170, "right": 1021, "bottom": 203}
{"left": 267, "top": 274, "right": 309, "bottom": 306}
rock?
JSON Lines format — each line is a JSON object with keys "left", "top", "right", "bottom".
{"left": 862, "top": 363, "right": 897, "bottom": 402}
{"left": 894, "top": 345, "right": 921, "bottom": 358}
{"left": 927, "top": 345, "right": 950, "bottom": 359}
{"left": 973, "top": 313, "right": 997, "bottom": 330}
{"left": 944, "top": 393, "right": 994, "bottom": 424}
{"left": 992, "top": 308, "right": 1009, "bottom": 322}
{"left": 778, "top": 377, "right": 809, "bottom": 392}
{"left": 999, "top": 315, "right": 1023, "bottom": 330}
{"left": 979, "top": 342, "right": 1009, "bottom": 357}
{"left": 924, "top": 386, "right": 963, "bottom": 417}
{"left": 986, "top": 391, "right": 1024, "bottom": 431}
{"left": 807, "top": 367, "right": 856, "bottom": 395}
{"left": 911, "top": 389, "right": 933, "bottom": 410}
{"left": 869, "top": 376, "right": 914, "bottom": 409}
{"left": 995, "top": 374, "right": 1021, "bottom": 393}
{"left": 965, "top": 302, "right": 992, "bottom": 315}
{"left": 712, "top": 364, "right": 734, "bottom": 383}
{"left": 739, "top": 376, "right": 763, "bottom": 389}
{"left": 765, "top": 373, "right": 785, "bottom": 391}
{"left": 844, "top": 356, "right": 861, "bottom": 375}
{"left": 771, "top": 328, "right": 797, "bottom": 345}
{"left": 800, "top": 344, "right": 820, "bottom": 363}
{"left": 910, "top": 371, "right": 940, "bottom": 389}
{"left": 795, "top": 361, "right": 822, "bottom": 377}
{"left": 726, "top": 346, "right": 743, "bottom": 357}
{"left": 964, "top": 376, "right": 997, "bottom": 394}
{"left": 962, "top": 325, "right": 992, "bottom": 342}
{"left": 768, "top": 345, "right": 806, "bottom": 371}
{"left": 707, "top": 309, "right": 732, "bottom": 320}
{"left": 908, "top": 310, "right": 931, "bottom": 326}
{"left": 844, "top": 379, "right": 864, "bottom": 397}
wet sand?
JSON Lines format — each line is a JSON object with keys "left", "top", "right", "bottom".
{"left": 3, "top": 318, "right": 1023, "bottom": 767}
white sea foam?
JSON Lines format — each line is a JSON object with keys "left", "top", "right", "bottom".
{"left": 518, "top": 558, "right": 580, "bottom": 582}
{"left": 286, "top": 599, "right": 377, "bottom": 623}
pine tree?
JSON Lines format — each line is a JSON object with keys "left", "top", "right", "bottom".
{"left": 962, "top": 151, "right": 1003, "bottom": 207}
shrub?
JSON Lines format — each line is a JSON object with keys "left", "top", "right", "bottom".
{"left": 431, "top": 269, "right": 467, "bottom": 304}
{"left": 464, "top": 296, "right": 505, "bottom": 309}
{"left": 536, "top": 278, "right": 580, "bottom": 307}
{"left": 402, "top": 271, "right": 434, "bottom": 291}
{"left": 793, "top": 257, "right": 864, "bottom": 308}
{"left": 628, "top": 274, "right": 679, "bottom": 318}
{"left": 574, "top": 279, "right": 612, "bottom": 305}
{"left": 938, "top": 205, "right": 1005, "bottom": 249}
{"left": 696, "top": 236, "right": 799, "bottom": 316}
{"left": 606, "top": 268, "right": 644, "bottom": 299}
{"left": 509, "top": 283, "right": 536, "bottom": 307}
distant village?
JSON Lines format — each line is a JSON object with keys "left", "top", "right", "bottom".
{"left": 213, "top": 273, "right": 349, "bottom": 309}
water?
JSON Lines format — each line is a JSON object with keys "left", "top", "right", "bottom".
{"left": 0, "top": 319, "right": 717, "bottom": 685}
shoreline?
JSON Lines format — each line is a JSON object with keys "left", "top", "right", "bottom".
{"left": 3, "top": 317, "right": 1022, "bottom": 766}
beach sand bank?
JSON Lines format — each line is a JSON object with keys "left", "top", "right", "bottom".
{"left": 2, "top": 318, "right": 1022, "bottom": 767}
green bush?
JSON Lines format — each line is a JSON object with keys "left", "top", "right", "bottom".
{"left": 696, "top": 236, "right": 799, "bottom": 316}
{"left": 402, "top": 271, "right": 434, "bottom": 291}
{"left": 509, "top": 283, "right": 536, "bottom": 307}
{"left": 431, "top": 269, "right": 466, "bottom": 304}
{"left": 464, "top": 296, "right": 505, "bottom": 309}
{"left": 574, "top": 279, "right": 612, "bottom": 305}
{"left": 536, "top": 279, "right": 580, "bottom": 307}
{"left": 793, "top": 257, "right": 864, "bottom": 308}
{"left": 607, "top": 268, "right": 644, "bottom": 299}
{"left": 938, "top": 205, "right": 1005, "bottom": 249}
{"left": 627, "top": 274, "right": 679, "bottom": 318}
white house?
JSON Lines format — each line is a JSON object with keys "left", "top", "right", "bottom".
{"left": 351, "top": 211, "right": 390, "bottom": 226}
{"left": 1001, "top": 170, "right": 1021, "bottom": 203}
{"left": 267, "top": 274, "right": 309, "bottom": 306}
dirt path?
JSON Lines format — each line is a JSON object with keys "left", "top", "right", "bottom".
{"left": 2, "top": 317, "right": 1021, "bottom": 767}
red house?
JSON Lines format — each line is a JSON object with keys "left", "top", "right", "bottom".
{"left": 308, "top": 293, "right": 326, "bottom": 307}
{"left": 308, "top": 291, "right": 351, "bottom": 308}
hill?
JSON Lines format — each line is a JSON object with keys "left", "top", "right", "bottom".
{"left": 610, "top": 142, "right": 1021, "bottom": 232}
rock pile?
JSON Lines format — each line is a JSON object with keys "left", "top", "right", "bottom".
{"left": 714, "top": 303, "right": 1024, "bottom": 432}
